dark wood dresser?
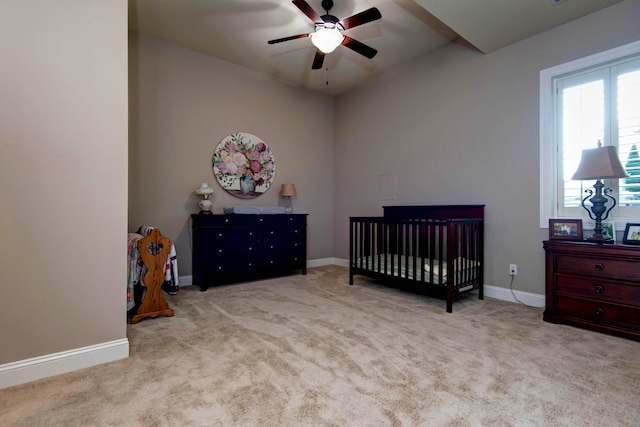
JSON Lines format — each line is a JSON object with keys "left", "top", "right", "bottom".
{"left": 543, "top": 240, "right": 640, "bottom": 340}
{"left": 191, "top": 214, "right": 307, "bottom": 291}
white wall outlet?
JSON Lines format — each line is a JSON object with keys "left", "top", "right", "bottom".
{"left": 509, "top": 264, "right": 518, "bottom": 276}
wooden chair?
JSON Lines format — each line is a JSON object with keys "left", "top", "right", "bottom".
{"left": 130, "top": 228, "right": 175, "bottom": 324}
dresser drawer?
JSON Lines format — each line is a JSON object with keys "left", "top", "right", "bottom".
{"left": 557, "top": 296, "right": 640, "bottom": 325}
{"left": 556, "top": 275, "right": 640, "bottom": 306}
{"left": 555, "top": 254, "right": 640, "bottom": 281}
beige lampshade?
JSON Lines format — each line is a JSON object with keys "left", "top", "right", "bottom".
{"left": 572, "top": 146, "right": 629, "bottom": 180}
{"left": 280, "top": 183, "right": 296, "bottom": 197}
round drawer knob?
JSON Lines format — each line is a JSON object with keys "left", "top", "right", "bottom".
{"left": 595, "top": 263, "right": 604, "bottom": 271}
{"left": 595, "top": 308, "right": 603, "bottom": 316}
{"left": 595, "top": 285, "right": 604, "bottom": 293}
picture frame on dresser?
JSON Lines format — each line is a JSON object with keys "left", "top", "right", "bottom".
{"left": 601, "top": 221, "right": 615, "bottom": 242}
{"left": 549, "top": 218, "right": 583, "bottom": 240}
{"left": 622, "top": 223, "right": 640, "bottom": 244}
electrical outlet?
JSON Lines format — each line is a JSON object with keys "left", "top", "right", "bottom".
{"left": 509, "top": 264, "right": 518, "bottom": 276}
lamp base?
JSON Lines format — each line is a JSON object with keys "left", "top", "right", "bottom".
{"left": 198, "top": 210, "right": 213, "bottom": 215}
{"left": 585, "top": 233, "right": 614, "bottom": 243}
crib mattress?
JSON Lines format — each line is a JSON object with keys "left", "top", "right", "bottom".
{"left": 354, "top": 255, "right": 479, "bottom": 290}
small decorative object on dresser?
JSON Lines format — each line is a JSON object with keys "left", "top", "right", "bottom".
{"left": 601, "top": 221, "right": 615, "bottom": 242}
{"left": 195, "top": 182, "right": 214, "bottom": 214}
{"left": 548, "top": 218, "right": 583, "bottom": 240}
{"left": 191, "top": 213, "right": 307, "bottom": 291}
{"left": 622, "top": 223, "right": 640, "bottom": 245}
{"left": 543, "top": 239, "right": 640, "bottom": 340}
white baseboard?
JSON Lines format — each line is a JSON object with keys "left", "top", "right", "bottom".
{"left": 180, "top": 259, "right": 545, "bottom": 307}
{"left": 3, "top": 261, "right": 543, "bottom": 390}
{"left": 483, "top": 284, "right": 545, "bottom": 307}
{"left": 0, "top": 339, "right": 129, "bottom": 390}
{"left": 179, "top": 275, "right": 193, "bottom": 287}
{"left": 331, "top": 258, "right": 545, "bottom": 307}
{"left": 177, "top": 258, "right": 345, "bottom": 287}
{"left": 308, "top": 257, "right": 345, "bottom": 268}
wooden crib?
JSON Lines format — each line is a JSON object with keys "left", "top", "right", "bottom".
{"left": 349, "top": 205, "right": 484, "bottom": 313}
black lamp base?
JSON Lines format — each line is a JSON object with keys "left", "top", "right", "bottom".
{"left": 585, "top": 234, "right": 614, "bottom": 244}
{"left": 580, "top": 179, "right": 617, "bottom": 245}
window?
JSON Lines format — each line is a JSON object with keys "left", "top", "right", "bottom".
{"left": 540, "top": 41, "right": 640, "bottom": 228}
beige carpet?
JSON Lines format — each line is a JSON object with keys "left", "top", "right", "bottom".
{"left": 1, "top": 265, "right": 639, "bottom": 426}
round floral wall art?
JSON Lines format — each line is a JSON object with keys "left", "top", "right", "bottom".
{"left": 212, "top": 132, "right": 276, "bottom": 199}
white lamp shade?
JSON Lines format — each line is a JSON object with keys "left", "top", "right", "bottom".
{"left": 196, "top": 182, "right": 214, "bottom": 196}
{"left": 572, "top": 146, "right": 629, "bottom": 180}
{"left": 311, "top": 27, "right": 344, "bottom": 54}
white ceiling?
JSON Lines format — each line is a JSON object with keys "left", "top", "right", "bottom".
{"left": 128, "top": 0, "right": 624, "bottom": 96}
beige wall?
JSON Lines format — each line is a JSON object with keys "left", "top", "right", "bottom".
{"left": 0, "top": 0, "right": 128, "bottom": 364}
{"left": 128, "top": 33, "right": 335, "bottom": 274}
{"left": 333, "top": 0, "right": 640, "bottom": 294}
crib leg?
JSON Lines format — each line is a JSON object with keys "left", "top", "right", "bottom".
{"left": 446, "top": 285, "right": 453, "bottom": 313}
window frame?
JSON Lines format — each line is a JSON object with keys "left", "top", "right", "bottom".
{"left": 539, "top": 40, "right": 640, "bottom": 228}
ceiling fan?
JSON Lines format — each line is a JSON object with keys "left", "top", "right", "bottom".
{"left": 267, "top": 0, "right": 382, "bottom": 70}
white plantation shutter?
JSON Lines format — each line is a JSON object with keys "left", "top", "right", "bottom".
{"left": 555, "top": 56, "right": 640, "bottom": 219}
{"left": 617, "top": 60, "right": 640, "bottom": 210}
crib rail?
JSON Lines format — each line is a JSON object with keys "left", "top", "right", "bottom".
{"left": 349, "top": 216, "right": 484, "bottom": 312}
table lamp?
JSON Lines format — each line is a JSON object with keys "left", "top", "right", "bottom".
{"left": 572, "top": 142, "right": 628, "bottom": 242}
{"left": 195, "top": 182, "right": 214, "bottom": 214}
{"left": 281, "top": 184, "right": 296, "bottom": 214}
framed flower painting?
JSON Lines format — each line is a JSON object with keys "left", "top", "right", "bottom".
{"left": 212, "top": 132, "right": 276, "bottom": 198}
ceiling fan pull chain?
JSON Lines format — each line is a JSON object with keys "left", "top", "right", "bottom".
{"left": 325, "top": 66, "right": 329, "bottom": 85}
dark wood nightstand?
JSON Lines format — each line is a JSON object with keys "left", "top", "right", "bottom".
{"left": 543, "top": 240, "right": 640, "bottom": 340}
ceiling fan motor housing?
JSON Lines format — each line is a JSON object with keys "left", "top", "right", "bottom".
{"left": 317, "top": 15, "right": 343, "bottom": 32}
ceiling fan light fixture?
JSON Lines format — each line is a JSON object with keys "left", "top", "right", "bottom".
{"left": 310, "top": 25, "right": 344, "bottom": 53}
